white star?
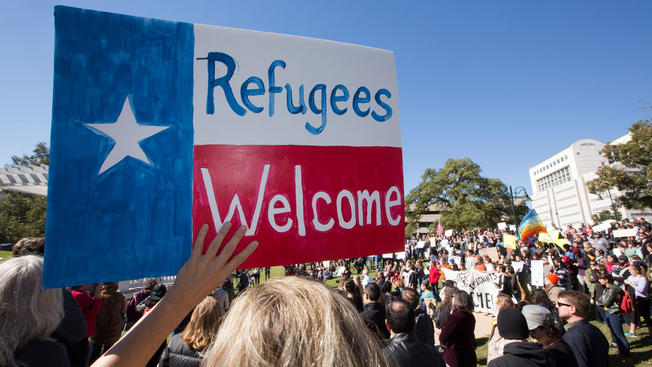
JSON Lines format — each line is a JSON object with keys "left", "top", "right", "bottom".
{"left": 85, "top": 98, "right": 170, "bottom": 175}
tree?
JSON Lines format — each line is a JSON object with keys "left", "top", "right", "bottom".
{"left": 406, "top": 158, "right": 528, "bottom": 233}
{"left": 11, "top": 142, "right": 49, "bottom": 166}
{"left": 587, "top": 121, "right": 652, "bottom": 210}
{"left": 0, "top": 143, "right": 49, "bottom": 243}
{"left": 0, "top": 192, "right": 47, "bottom": 243}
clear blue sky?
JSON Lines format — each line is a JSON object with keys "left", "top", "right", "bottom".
{"left": 1, "top": 1, "right": 651, "bottom": 194}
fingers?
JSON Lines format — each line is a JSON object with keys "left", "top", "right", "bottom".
{"left": 205, "top": 222, "right": 233, "bottom": 258}
{"left": 191, "top": 224, "right": 209, "bottom": 259}
{"left": 216, "top": 225, "right": 247, "bottom": 263}
{"left": 225, "top": 240, "right": 259, "bottom": 270}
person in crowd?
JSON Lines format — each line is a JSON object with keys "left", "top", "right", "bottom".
{"left": 159, "top": 296, "right": 222, "bottom": 367}
{"left": 70, "top": 284, "right": 103, "bottom": 367}
{"left": 557, "top": 290, "right": 609, "bottom": 367}
{"left": 89, "top": 282, "right": 126, "bottom": 363}
{"left": 597, "top": 274, "right": 630, "bottom": 360}
{"left": 11, "top": 237, "right": 88, "bottom": 355}
{"left": 361, "top": 268, "right": 373, "bottom": 287}
{"left": 553, "top": 258, "right": 571, "bottom": 291}
{"left": 125, "top": 278, "right": 158, "bottom": 329}
{"left": 487, "top": 308, "right": 553, "bottom": 367}
{"left": 0, "top": 255, "right": 69, "bottom": 367}
{"left": 544, "top": 273, "right": 561, "bottom": 303}
{"left": 486, "top": 293, "right": 515, "bottom": 364}
{"left": 210, "top": 280, "right": 230, "bottom": 316}
{"left": 383, "top": 299, "right": 444, "bottom": 367}
{"left": 439, "top": 290, "right": 477, "bottom": 367}
{"left": 428, "top": 260, "right": 441, "bottom": 300}
{"left": 434, "top": 284, "right": 457, "bottom": 330}
{"left": 403, "top": 287, "right": 435, "bottom": 345}
{"left": 360, "top": 282, "right": 390, "bottom": 341}
{"left": 345, "top": 278, "right": 364, "bottom": 312}
{"left": 531, "top": 288, "right": 564, "bottom": 331}
{"left": 521, "top": 305, "right": 577, "bottom": 367}
{"left": 419, "top": 279, "right": 435, "bottom": 301}
{"left": 474, "top": 255, "right": 487, "bottom": 271}
{"left": 624, "top": 263, "right": 650, "bottom": 338}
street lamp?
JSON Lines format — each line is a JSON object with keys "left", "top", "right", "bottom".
{"left": 509, "top": 185, "right": 531, "bottom": 237}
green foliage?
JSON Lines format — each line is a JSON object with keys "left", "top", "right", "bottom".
{"left": 587, "top": 121, "right": 652, "bottom": 210}
{"left": 11, "top": 142, "right": 49, "bottom": 166}
{"left": 406, "top": 158, "right": 528, "bottom": 234}
{"left": 0, "top": 192, "right": 47, "bottom": 243}
{"left": 591, "top": 209, "right": 620, "bottom": 223}
{"left": 1, "top": 142, "right": 50, "bottom": 243}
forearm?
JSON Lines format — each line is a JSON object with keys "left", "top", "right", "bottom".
{"left": 92, "top": 292, "right": 192, "bottom": 367}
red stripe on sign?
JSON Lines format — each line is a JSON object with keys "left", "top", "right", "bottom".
{"left": 192, "top": 145, "right": 405, "bottom": 268}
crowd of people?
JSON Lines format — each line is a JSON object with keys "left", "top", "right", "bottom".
{"left": 0, "top": 217, "right": 650, "bottom": 366}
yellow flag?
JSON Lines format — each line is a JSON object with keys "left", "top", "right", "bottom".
{"left": 549, "top": 229, "right": 570, "bottom": 249}
{"left": 538, "top": 232, "right": 554, "bottom": 243}
{"left": 503, "top": 234, "right": 518, "bottom": 249}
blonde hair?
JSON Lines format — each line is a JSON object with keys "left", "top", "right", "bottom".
{"left": 203, "top": 277, "right": 388, "bottom": 367}
{"left": 182, "top": 296, "right": 222, "bottom": 350}
{"left": 0, "top": 256, "right": 63, "bottom": 367}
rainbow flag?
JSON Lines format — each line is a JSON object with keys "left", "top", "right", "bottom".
{"left": 519, "top": 209, "right": 547, "bottom": 241}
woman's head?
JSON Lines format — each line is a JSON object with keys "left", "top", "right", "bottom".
{"left": 204, "top": 277, "right": 387, "bottom": 367}
{"left": 496, "top": 293, "right": 515, "bottom": 313}
{"left": 452, "top": 290, "right": 474, "bottom": 313}
{"left": 181, "top": 296, "right": 222, "bottom": 350}
{"left": 0, "top": 256, "right": 63, "bottom": 367}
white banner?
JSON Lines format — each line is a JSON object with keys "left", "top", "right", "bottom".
{"left": 416, "top": 240, "right": 427, "bottom": 249}
{"left": 509, "top": 224, "right": 516, "bottom": 232}
{"left": 441, "top": 268, "right": 500, "bottom": 314}
{"left": 613, "top": 228, "right": 637, "bottom": 238}
{"left": 530, "top": 260, "right": 545, "bottom": 287}
{"left": 395, "top": 252, "right": 406, "bottom": 260}
{"left": 445, "top": 229, "right": 453, "bottom": 237}
{"left": 382, "top": 253, "right": 394, "bottom": 259}
{"left": 497, "top": 222, "right": 507, "bottom": 230}
{"left": 592, "top": 220, "right": 614, "bottom": 233}
{"left": 512, "top": 261, "right": 524, "bottom": 273}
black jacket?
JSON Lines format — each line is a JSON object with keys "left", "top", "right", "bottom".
{"left": 360, "top": 302, "right": 390, "bottom": 340}
{"left": 382, "top": 332, "right": 444, "bottom": 367}
{"left": 562, "top": 319, "right": 609, "bottom": 367}
{"left": 159, "top": 334, "right": 204, "bottom": 367}
{"left": 546, "top": 340, "right": 578, "bottom": 367}
{"left": 414, "top": 308, "right": 435, "bottom": 345}
{"left": 487, "top": 341, "right": 554, "bottom": 367}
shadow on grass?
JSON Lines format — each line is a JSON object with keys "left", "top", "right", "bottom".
{"left": 475, "top": 336, "right": 489, "bottom": 366}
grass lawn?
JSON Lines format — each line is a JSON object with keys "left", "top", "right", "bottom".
{"left": 0, "top": 250, "right": 12, "bottom": 262}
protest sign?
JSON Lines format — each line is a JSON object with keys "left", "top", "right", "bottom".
{"left": 503, "top": 234, "right": 518, "bottom": 250}
{"left": 530, "top": 260, "right": 545, "bottom": 287}
{"left": 441, "top": 268, "right": 500, "bottom": 314}
{"left": 479, "top": 247, "right": 499, "bottom": 262}
{"left": 445, "top": 229, "right": 453, "bottom": 237}
{"left": 497, "top": 222, "right": 507, "bottom": 230}
{"left": 416, "top": 240, "right": 427, "bottom": 249}
{"left": 613, "top": 228, "right": 637, "bottom": 238}
{"left": 512, "top": 261, "right": 524, "bottom": 273}
{"left": 44, "top": 7, "right": 403, "bottom": 288}
{"left": 382, "top": 253, "right": 394, "bottom": 259}
{"left": 592, "top": 220, "right": 614, "bottom": 233}
{"left": 396, "top": 252, "right": 407, "bottom": 260}
{"left": 509, "top": 224, "right": 516, "bottom": 232}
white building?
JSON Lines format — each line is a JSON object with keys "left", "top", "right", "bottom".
{"left": 528, "top": 136, "right": 652, "bottom": 228}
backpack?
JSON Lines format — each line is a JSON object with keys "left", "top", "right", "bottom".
{"left": 620, "top": 290, "right": 634, "bottom": 314}
{"left": 423, "top": 298, "right": 438, "bottom": 320}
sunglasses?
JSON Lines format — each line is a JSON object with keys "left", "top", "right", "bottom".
{"left": 556, "top": 301, "right": 572, "bottom": 308}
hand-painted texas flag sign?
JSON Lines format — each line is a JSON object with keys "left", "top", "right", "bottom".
{"left": 44, "top": 6, "right": 403, "bottom": 288}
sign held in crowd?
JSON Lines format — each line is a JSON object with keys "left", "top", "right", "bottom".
{"left": 44, "top": 7, "right": 403, "bottom": 288}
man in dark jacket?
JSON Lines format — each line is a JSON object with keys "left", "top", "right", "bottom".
{"left": 557, "top": 290, "right": 609, "bottom": 367}
{"left": 488, "top": 308, "right": 555, "bottom": 367}
{"left": 402, "top": 287, "right": 434, "bottom": 345}
{"left": 360, "top": 283, "right": 390, "bottom": 341}
{"left": 382, "top": 299, "right": 444, "bottom": 367}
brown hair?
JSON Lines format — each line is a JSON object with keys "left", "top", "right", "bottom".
{"left": 558, "top": 290, "right": 591, "bottom": 318}
{"left": 204, "top": 277, "right": 387, "bottom": 367}
{"left": 496, "top": 293, "right": 514, "bottom": 313}
{"left": 181, "top": 296, "right": 221, "bottom": 350}
{"left": 12, "top": 237, "right": 45, "bottom": 257}
{"left": 452, "top": 290, "right": 474, "bottom": 313}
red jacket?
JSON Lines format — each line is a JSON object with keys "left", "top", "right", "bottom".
{"left": 72, "top": 290, "right": 102, "bottom": 338}
{"left": 429, "top": 266, "right": 440, "bottom": 285}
